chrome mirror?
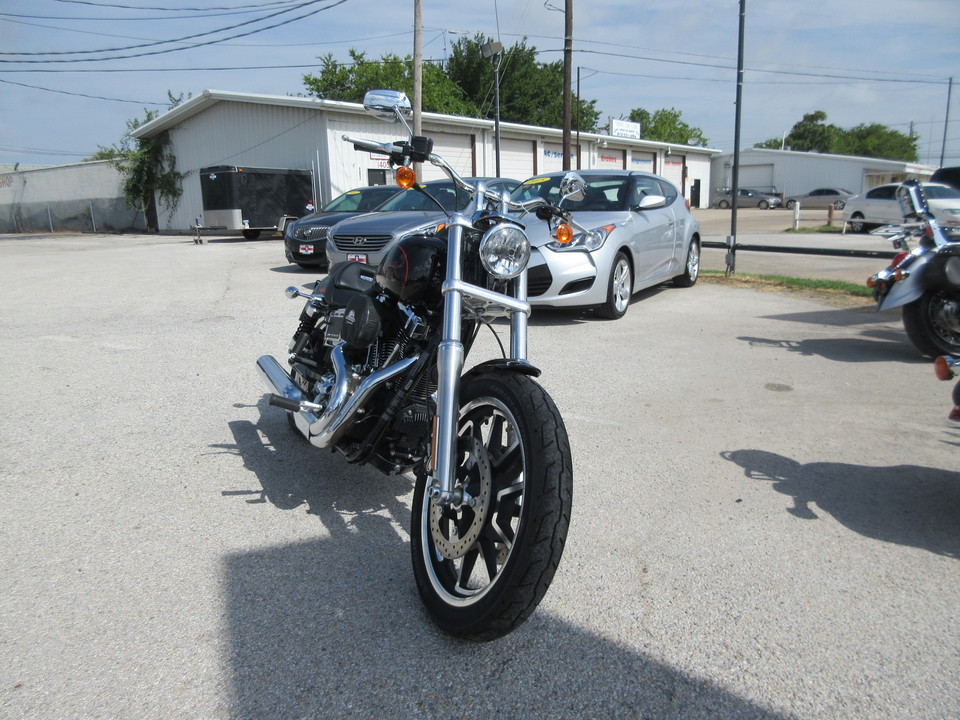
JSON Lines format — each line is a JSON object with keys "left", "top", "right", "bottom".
{"left": 559, "top": 172, "right": 586, "bottom": 204}
{"left": 896, "top": 179, "right": 929, "bottom": 218}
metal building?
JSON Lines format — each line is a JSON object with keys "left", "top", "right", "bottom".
{"left": 132, "top": 89, "right": 720, "bottom": 231}
{"left": 710, "top": 147, "right": 937, "bottom": 201}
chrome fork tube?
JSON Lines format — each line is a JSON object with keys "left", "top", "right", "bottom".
{"left": 511, "top": 270, "right": 529, "bottom": 361}
{"left": 432, "top": 217, "right": 467, "bottom": 502}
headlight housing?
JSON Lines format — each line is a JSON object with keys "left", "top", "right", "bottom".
{"left": 479, "top": 224, "right": 531, "bottom": 279}
{"left": 547, "top": 224, "right": 615, "bottom": 252}
{"left": 399, "top": 221, "right": 446, "bottom": 242}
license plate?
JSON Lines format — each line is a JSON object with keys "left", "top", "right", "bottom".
{"left": 347, "top": 253, "right": 367, "bottom": 263}
{"left": 298, "top": 244, "right": 314, "bottom": 254}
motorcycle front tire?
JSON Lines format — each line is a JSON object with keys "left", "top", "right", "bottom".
{"left": 902, "top": 288, "right": 960, "bottom": 357}
{"left": 411, "top": 369, "right": 572, "bottom": 641}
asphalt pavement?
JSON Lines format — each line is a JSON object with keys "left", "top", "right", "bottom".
{"left": 0, "top": 232, "right": 957, "bottom": 720}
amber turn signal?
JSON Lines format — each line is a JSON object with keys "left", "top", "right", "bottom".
{"left": 555, "top": 223, "right": 574, "bottom": 244}
{"left": 395, "top": 166, "right": 417, "bottom": 189}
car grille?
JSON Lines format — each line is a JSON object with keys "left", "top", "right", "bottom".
{"left": 331, "top": 233, "right": 394, "bottom": 252}
{"left": 294, "top": 225, "right": 329, "bottom": 240}
{"left": 527, "top": 264, "right": 553, "bottom": 297}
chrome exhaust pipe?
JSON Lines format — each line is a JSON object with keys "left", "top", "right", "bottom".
{"left": 256, "top": 348, "right": 419, "bottom": 449}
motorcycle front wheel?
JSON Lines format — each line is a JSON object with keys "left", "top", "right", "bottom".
{"left": 902, "top": 288, "right": 960, "bottom": 357}
{"left": 411, "top": 370, "right": 572, "bottom": 641}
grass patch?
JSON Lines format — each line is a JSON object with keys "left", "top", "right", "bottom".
{"left": 783, "top": 225, "right": 845, "bottom": 234}
{"left": 702, "top": 269, "right": 872, "bottom": 299}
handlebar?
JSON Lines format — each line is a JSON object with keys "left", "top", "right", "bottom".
{"left": 341, "top": 133, "right": 591, "bottom": 235}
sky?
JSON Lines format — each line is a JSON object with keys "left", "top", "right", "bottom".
{"left": 1, "top": 0, "right": 958, "bottom": 169}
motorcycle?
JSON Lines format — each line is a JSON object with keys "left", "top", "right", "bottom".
{"left": 933, "top": 354, "right": 960, "bottom": 421}
{"left": 256, "top": 90, "right": 586, "bottom": 641}
{"left": 867, "top": 179, "right": 960, "bottom": 357}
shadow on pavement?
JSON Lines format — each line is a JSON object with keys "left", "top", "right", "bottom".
{"left": 214, "top": 401, "right": 790, "bottom": 719}
{"left": 723, "top": 449, "right": 960, "bottom": 559}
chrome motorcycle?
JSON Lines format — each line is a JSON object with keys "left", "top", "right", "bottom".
{"left": 257, "top": 90, "right": 586, "bottom": 641}
{"left": 867, "top": 180, "right": 960, "bottom": 357}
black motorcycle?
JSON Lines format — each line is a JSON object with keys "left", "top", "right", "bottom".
{"left": 257, "top": 90, "right": 590, "bottom": 641}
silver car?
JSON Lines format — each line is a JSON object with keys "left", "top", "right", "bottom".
{"left": 784, "top": 187, "right": 853, "bottom": 210}
{"left": 326, "top": 177, "right": 518, "bottom": 268}
{"left": 712, "top": 187, "right": 782, "bottom": 210}
{"left": 512, "top": 170, "right": 701, "bottom": 319}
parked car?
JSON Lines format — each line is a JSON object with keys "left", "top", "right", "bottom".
{"left": 511, "top": 170, "right": 700, "bottom": 319}
{"left": 843, "top": 182, "right": 960, "bottom": 233}
{"left": 325, "top": 177, "right": 519, "bottom": 268}
{"left": 284, "top": 185, "right": 402, "bottom": 269}
{"left": 711, "top": 187, "right": 781, "bottom": 209}
{"left": 784, "top": 187, "right": 853, "bottom": 210}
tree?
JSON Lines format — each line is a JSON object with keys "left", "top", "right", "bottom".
{"left": 832, "top": 122, "right": 919, "bottom": 162}
{"left": 627, "top": 107, "right": 708, "bottom": 146}
{"left": 303, "top": 50, "right": 480, "bottom": 117}
{"left": 755, "top": 111, "right": 918, "bottom": 161}
{"left": 445, "top": 35, "right": 600, "bottom": 132}
{"left": 99, "top": 91, "right": 188, "bottom": 232}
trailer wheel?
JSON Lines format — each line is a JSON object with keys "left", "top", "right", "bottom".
{"left": 242, "top": 229, "right": 262, "bottom": 240}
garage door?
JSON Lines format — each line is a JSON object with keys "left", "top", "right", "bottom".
{"left": 740, "top": 163, "right": 774, "bottom": 190}
{"left": 499, "top": 138, "right": 535, "bottom": 181}
{"left": 661, "top": 156, "right": 684, "bottom": 190}
{"left": 541, "top": 142, "right": 578, "bottom": 174}
{"left": 598, "top": 149, "right": 625, "bottom": 169}
{"left": 630, "top": 152, "right": 655, "bottom": 173}
{"left": 421, "top": 132, "right": 474, "bottom": 181}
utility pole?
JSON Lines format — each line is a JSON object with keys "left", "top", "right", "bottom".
{"left": 941, "top": 77, "right": 953, "bottom": 167}
{"left": 726, "top": 0, "right": 746, "bottom": 275}
{"left": 412, "top": 0, "right": 422, "bottom": 175}
{"left": 561, "top": 0, "right": 573, "bottom": 171}
{"left": 413, "top": 0, "right": 423, "bottom": 139}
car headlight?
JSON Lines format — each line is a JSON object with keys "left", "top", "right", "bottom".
{"left": 399, "top": 222, "right": 446, "bottom": 242}
{"left": 479, "top": 224, "right": 531, "bottom": 279}
{"left": 546, "top": 224, "right": 615, "bottom": 252}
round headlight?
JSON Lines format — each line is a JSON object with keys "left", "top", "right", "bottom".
{"left": 479, "top": 224, "right": 530, "bottom": 279}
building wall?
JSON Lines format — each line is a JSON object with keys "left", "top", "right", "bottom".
{"left": 0, "top": 161, "right": 144, "bottom": 234}
{"left": 158, "top": 106, "right": 718, "bottom": 230}
{"left": 710, "top": 148, "right": 936, "bottom": 200}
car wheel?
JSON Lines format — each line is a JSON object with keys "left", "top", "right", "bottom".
{"left": 718, "top": 200, "right": 731, "bottom": 210}
{"left": 834, "top": 201, "right": 845, "bottom": 210}
{"left": 785, "top": 200, "right": 797, "bottom": 210}
{"left": 597, "top": 251, "right": 632, "bottom": 320}
{"left": 758, "top": 200, "right": 770, "bottom": 210}
{"left": 673, "top": 239, "right": 700, "bottom": 288}
{"left": 849, "top": 213, "right": 867, "bottom": 233}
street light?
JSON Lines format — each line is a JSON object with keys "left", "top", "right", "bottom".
{"left": 481, "top": 41, "right": 503, "bottom": 177}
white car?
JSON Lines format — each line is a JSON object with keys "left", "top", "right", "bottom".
{"left": 843, "top": 182, "right": 960, "bottom": 233}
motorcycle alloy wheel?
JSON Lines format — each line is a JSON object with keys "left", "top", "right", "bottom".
{"left": 902, "top": 289, "right": 960, "bottom": 357}
{"left": 411, "top": 370, "right": 572, "bottom": 641}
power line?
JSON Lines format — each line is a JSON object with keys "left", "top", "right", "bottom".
{"left": 0, "top": 0, "right": 334, "bottom": 58}
{"left": 0, "top": 77, "right": 165, "bottom": 105}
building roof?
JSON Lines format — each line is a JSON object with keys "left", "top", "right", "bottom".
{"left": 713, "top": 146, "right": 935, "bottom": 174}
{"left": 132, "top": 89, "right": 721, "bottom": 157}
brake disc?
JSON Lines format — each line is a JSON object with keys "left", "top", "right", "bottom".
{"left": 429, "top": 435, "right": 492, "bottom": 560}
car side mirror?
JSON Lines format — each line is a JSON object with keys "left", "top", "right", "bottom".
{"left": 635, "top": 195, "right": 667, "bottom": 211}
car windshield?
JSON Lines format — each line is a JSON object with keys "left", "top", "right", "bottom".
{"left": 377, "top": 182, "right": 470, "bottom": 212}
{"left": 511, "top": 175, "right": 630, "bottom": 211}
{"left": 924, "top": 185, "right": 960, "bottom": 200}
{"left": 323, "top": 188, "right": 396, "bottom": 212}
